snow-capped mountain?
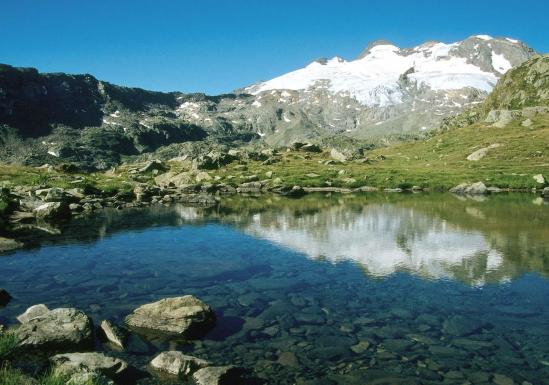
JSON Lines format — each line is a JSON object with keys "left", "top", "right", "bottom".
{"left": 227, "top": 35, "right": 533, "bottom": 143}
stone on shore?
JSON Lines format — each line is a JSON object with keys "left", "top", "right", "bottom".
{"left": 193, "top": 366, "right": 243, "bottom": 385}
{"left": 51, "top": 352, "right": 128, "bottom": 382}
{"left": 0, "top": 237, "right": 23, "bottom": 253}
{"left": 150, "top": 351, "right": 209, "bottom": 377}
{"left": 100, "top": 320, "right": 128, "bottom": 349}
{"left": 449, "top": 182, "right": 488, "bottom": 195}
{"left": 125, "top": 295, "right": 215, "bottom": 339}
{"left": 16, "top": 307, "right": 93, "bottom": 350}
{"left": 33, "top": 202, "right": 71, "bottom": 220}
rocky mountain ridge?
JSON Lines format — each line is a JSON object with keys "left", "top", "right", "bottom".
{"left": 0, "top": 36, "right": 538, "bottom": 169}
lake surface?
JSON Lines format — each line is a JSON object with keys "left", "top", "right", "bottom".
{"left": 1, "top": 193, "right": 549, "bottom": 384}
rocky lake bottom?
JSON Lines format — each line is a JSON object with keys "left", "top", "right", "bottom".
{"left": 1, "top": 193, "right": 549, "bottom": 384}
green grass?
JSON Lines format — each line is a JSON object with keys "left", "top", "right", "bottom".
{"left": 0, "top": 165, "right": 135, "bottom": 196}
{"left": 0, "top": 332, "right": 18, "bottom": 362}
{"left": 0, "top": 365, "right": 104, "bottom": 385}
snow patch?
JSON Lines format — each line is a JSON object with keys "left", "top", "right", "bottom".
{"left": 491, "top": 52, "right": 512, "bottom": 74}
{"left": 475, "top": 35, "right": 493, "bottom": 40}
{"left": 252, "top": 100, "right": 262, "bottom": 108}
{"left": 505, "top": 38, "right": 519, "bottom": 43}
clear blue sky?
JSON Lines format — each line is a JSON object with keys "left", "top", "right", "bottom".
{"left": 1, "top": 0, "right": 547, "bottom": 95}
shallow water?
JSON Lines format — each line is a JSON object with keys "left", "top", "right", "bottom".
{"left": 1, "top": 193, "right": 549, "bottom": 384}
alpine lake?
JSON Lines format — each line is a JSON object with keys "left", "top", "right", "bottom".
{"left": 1, "top": 192, "right": 549, "bottom": 385}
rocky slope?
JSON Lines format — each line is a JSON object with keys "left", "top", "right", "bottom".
{"left": 0, "top": 36, "right": 537, "bottom": 169}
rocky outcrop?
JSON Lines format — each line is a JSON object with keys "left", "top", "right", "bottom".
{"left": 150, "top": 351, "right": 209, "bottom": 377}
{"left": 125, "top": 295, "right": 215, "bottom": 339}
{"left": 16, "top": 306, "right": 93, "bottom": 350}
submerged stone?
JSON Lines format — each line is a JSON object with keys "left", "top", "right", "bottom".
{"left": 443, "top": 315, "right": 487, "bottom": 337}
{"left": 192, "top": 365, "right": 243, "bottom": 385}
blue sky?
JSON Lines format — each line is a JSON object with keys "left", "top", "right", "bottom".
{"left": 1, "top": 0, "right": 547, "bottom": 94}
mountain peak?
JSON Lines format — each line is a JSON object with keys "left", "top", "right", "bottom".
{"left": 357, "top": 39, "right": 398, "bottom": 59}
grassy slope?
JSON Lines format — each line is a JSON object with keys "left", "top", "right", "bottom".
{"left": 207, "top": 114, "right": 548, "bottom": 190}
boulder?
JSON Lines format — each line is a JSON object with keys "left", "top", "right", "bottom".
{"left": 35, "top": 187, "right": 69, "bottom": 202}
{"left": 237, "top": 182, "right": 262, "bottom": 194}
{"left": 155, "top": 171, "right": 194, "bottom": 188}
{"left": 139, "top": 160, "right": 164, "bottom": 173}
{"left": 193, "top": 366, "right": 243, "bottom": 385}
{"left": 330, "top": 148, "right": 347, "bottom": 162}
{"left": 125, "top": 295, "right": 215, "bottom": 339}
{"left": 51, "top": 352, "right": 128, "bottom": 381}
{"left": 0, "top": 288, "right": 11, "bottom": 307}
{"left": 17, "top": 304, "right": 50, "bottom": 323}
{"left": 533, "top": 174, "right": 546, "bottom": 185}
{"left": 449, "top": 182, "right": 488, "bottom": 195}
{"left": 100, "top": 320, "right": 128, "bottom": 349}
{"left": 466, "top": 143, "right": 501, "bottom": 161}
{"left": 465, "top": 182, "right": 487, "bottom": 195}
{"left": 195, "top": 172, "right": 212, "bottom": 183}
{"left": 150, "top": 351, "right": 209, "bottom": 376}
{"left": 543, "top": 187, "right": 549, "bottom": 197}
{"left": 16, "top": 307, "right": 94, "bottom": 350}
{"left": 33, "top": 202, "right": 71, "bottom": 220}
{"left": 301, "top": 143, "right": 322, "bottom": 153}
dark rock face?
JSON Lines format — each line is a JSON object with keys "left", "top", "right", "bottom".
{"left": 0, "top": 64, "right": 103, "bottom": 137}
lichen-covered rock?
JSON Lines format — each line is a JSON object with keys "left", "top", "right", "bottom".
{"left": 150, "top": 351, "right": 209, "bottom": 376}
{"left": 51, "top": 352, "right": 128, "bottom": 382}
{"left": 193, "top": 366, "right": 243, "bottom": 385}
{"left": 16, "top": 307, "right": 93, "bottom": 350}
{"left": 125, "top": 295, "right": 215, "bottom": 339}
